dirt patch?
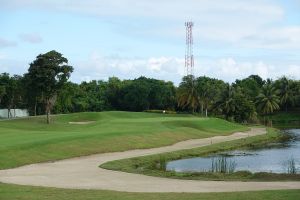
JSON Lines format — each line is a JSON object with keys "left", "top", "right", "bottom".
{"left": 68, "top": 121, "right": 95, "bottom": 125}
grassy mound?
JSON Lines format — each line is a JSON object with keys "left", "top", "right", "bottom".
{"left": 0, "top": 111, "right": 247, "bottom": 169}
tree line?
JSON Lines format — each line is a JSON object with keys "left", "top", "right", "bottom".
{"left": 177, "top": 75, "right": 300, "bottom": 123}
{"left": 0, "top": 50, "right": 299, "bottom": 123}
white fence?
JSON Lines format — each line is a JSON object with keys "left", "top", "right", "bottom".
{"left": 0, "top": 109, "right": 29, "bottom": 119}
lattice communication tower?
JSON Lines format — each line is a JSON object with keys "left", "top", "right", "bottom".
{"left": 185, "top": 21, "right": 194, "bottom": 76}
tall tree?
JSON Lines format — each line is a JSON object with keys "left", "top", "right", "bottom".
{"left": 215, "top": 84, "right": 236, "bottom": 120}
{"left": 0, "top": 73, "right": 9, "bottom": 105}
{"left": 248, "top": 75, "right": 265, "bottom": 87}
{"left": 120, "top": 77, "right": 151, "bottom": 111}
{"left": 0, "top": 85, "right": 5, "bottom": 104}
{"left": 147, "top": 79, "right": 176, "bottom": 110}
{"left": 10, "top": 75, "right": 24, "bottom": 116}
{"left": 0, "top": 73, "right": 23, "bottom": 118}
{"left": 196, "top": 76, "right": 226, "bottom": 117}
{"left": 256, "top": 83, "right": 280, "bottom": 124}
{"left": 106, "top": 77, "right": 122, "bottom": 109}
{"left": 231, "top": 87, "right": 256, "bottom": 122}
{"left": 177, "top": 75, "right": 200, "bottom": 113}
{"left": 53, "top": 82, "right": 77, "bottom": 113}
{"left": 214, "top": 85, "right": 256, "bottom": 122}
{"left": 23, "top": 70, "right": 43, "bottom": 116}
{"left": 276, "top": 77, "right": 296, "bottom": 112}
{"left": 234, "top": 75, "right": 262, "bottom": 102}
{"left": 25, "top": 50, "right": 73, "bottom": 123}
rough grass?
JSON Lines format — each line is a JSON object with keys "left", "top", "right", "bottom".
{"left": 266, "top": 112, "right": 300, "bottom": 129}
{"left": 101, "top": 128, "right": 300, "bottom": 181}
{"left": 0, "top": 111, "right": 248, "bottom": 169}
{"left": 0, "top": 183, "right": 299, "bottom": 200}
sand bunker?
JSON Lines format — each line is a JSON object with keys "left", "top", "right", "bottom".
{"left": 68, "top": 121, "right": 95, "bottom": 125}
{"left": 3, "top": 128, "right": 298, "bottom": 193}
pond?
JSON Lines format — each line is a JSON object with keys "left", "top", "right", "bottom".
{"left": 167, "top": 129, "right": 300, "bottom": 174}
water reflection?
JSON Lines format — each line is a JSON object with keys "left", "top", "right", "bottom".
{"left": 167, "top": 129, "right": 300, "bottom": 174}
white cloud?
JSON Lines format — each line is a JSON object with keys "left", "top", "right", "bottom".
{"left": 0, "top": 38, "right": 17, "bottom": 48}
{"left": 72, "top": 52, "right": 184, "bottom": 83}
{"left": 240, "top": 26, "right": 300, "bottom": 49}
{"left": 1, "top": 0, "right": 299, "bottom": 83}
{"left": 285, "top": 65, "right": 300, "bottom": 79}
{"left": 197, "top": 58, "right": 300, "bottom": 82}
{"left": 70, "top": 52, "right": 300, "bottom": 84}
{"left": 19, "top": 33, "right": 43, "bottom": 43}
{"left": 0, "top": 51, "right": 298, "bottom": 84}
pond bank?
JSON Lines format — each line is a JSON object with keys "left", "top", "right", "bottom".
{"left": 167, "top": 129, "right": 300, "bottom": 174}
{"left": 102, "top": 128, "right": 300, "bottom": 181}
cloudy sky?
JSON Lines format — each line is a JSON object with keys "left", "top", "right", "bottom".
{"left": 0, "top": 0, "right": 299, "bottom": 84}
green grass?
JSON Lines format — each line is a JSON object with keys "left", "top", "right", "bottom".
{"left": 0, "top": 111, "right": 248, "bottom": 169}
{"left": 101, "top": 128, "right": 300, "bottom": 181}
{"left": 268, "top": 112, "right": 300, "bottom": 121}
{"left": 0, "top": 112, "right": 298, "bottom": 199}
{"left": 266, "top": 112, "right": 300, "bottom": 129}
{"left": 0, "top": 183, "right": 299, "bottom": 200}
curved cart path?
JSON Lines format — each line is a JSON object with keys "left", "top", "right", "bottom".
{"left": 1, "top": 128, "right": 300, "bottom": 193}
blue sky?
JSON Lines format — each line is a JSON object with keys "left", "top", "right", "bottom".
{"left": 0, "top": 0, "right": 299, "bottom": 84}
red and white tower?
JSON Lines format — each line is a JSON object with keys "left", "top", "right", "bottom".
{"left": 185, "top": 21, "right": 194, "bottom": 76}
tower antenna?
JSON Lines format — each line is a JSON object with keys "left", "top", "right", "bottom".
{"left": 185, "top": 21, "right": 194, "bottom": 76}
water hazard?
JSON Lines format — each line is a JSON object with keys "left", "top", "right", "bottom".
{"left": 167, "top": 129, "right": 300, "bottom": 174}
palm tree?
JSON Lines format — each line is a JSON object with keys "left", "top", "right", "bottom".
{"left": 177, "top": 75, "right": 200, "bottom": 113}
{"left": 277, "top": 77, "right": 295, "bottom": 112}
{"left": 215, "top": 85, "right": 236, "bottom": 120}
{"left": 256, "top": 83, "right": 280, "bottom": 125}
{"left": 198, "top": 83, "right": 215, "bottom": 117}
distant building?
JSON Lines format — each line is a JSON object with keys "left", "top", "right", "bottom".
{"left": 0, "top": 109, "right": 29, "bottom": 119}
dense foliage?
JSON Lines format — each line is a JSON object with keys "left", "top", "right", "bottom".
{"left": 0, "top": 51, "right": 299, "bottom": 123}
{"left": 177, "top": 75, "right": 300, "bottom": 123}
